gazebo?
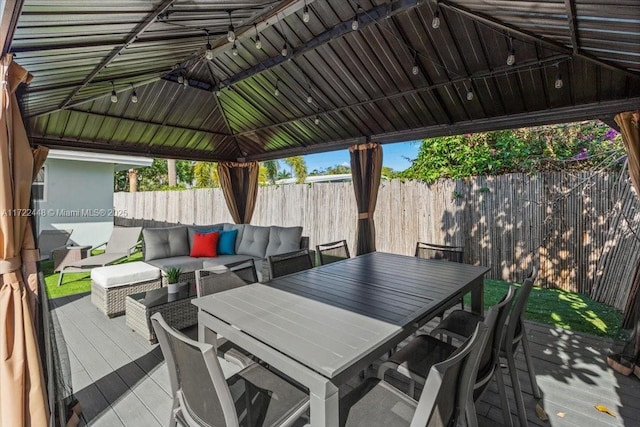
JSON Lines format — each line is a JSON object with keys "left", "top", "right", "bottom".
{"left": 0, "top": 1, "right": 639, "bottom": 426}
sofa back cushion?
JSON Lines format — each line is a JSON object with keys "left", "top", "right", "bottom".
{"left": 223, "top": 223, "right": 245, "bottom": 253}
{"left": 143, "top": 226, "right": 190, "bottom": 261}
{"left": 236, "top": 224, "right": 270, "bottom": 258}
{"left": 265, "top": 226, "right": 304, "bottom": 257}
{"left": 187, "top": 224, "right": 224, "bottom": 251}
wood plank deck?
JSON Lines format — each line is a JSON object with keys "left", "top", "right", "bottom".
{"left": 51, "top": 293, "right": 640, "bottom": 427}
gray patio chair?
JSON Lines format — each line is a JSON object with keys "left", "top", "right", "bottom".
{"left": 57, "top": 226, "right": 142, "bottom": 286}
{"left": 430, "top": 268, "right": 540, "bottom": 427}
{"left": 316, "top": 239, "right": 350, "bottom": 265}
{"left": 415, "top": 241, "right": 464, "bottom": 262}
{"left": 195, "top": 259, "right": 258, "bottom": 368}
{"left": 150, "top": 313, "right": 309, "bottom": 427}
{"left": 415, "top": 241, "right": 465, "bottom": 315}
{"left": 379, "top": 289, "right": 514, "bottom": 426}
{"left": 340, "top": 322, "right": 488, "bottom": 427}
{"left": 38, "top": 229, "right": 72, "bottom": 260}
{"left": 267, "top": 248, "right": 314, "bottom": 279}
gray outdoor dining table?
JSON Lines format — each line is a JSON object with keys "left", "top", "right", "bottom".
{"left": 193, "top": 251, "right": 490, "bottom": 427}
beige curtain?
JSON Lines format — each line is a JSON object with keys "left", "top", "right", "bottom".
{"left": 350, "top": 142, "right": 383, "bottom": 255}
{"left": 0, "top": 55, "right": 49, "bottom": 427}
{"left": 217, "top": 161, "right": 259, "bottom": 224}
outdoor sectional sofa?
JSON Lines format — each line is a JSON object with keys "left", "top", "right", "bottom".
{"left": 142, "top": 223, "right": 309, "bottom": 284}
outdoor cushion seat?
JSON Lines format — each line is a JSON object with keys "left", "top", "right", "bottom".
{"left": 145, "top": 256, "right": 206, "bottom": 273}
{"left": 90, "top": 261, "right": 162, "bottom": 317}
{"left": 91, "top": 261, "right": 160, "bottom": 288}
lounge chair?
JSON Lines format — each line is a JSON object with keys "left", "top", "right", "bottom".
{"left": 57, "top": 226, "right": 142, "bottom": 286}
{"left": 38, "top": 229, "right": 73, "bottom": 260}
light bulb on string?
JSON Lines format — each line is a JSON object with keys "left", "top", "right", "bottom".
{"left": 281, "top": 42, "right": 288, "bottom": 57}
{"left": 130, "top": 84, "right": 138, "bottom": 103}
{"left": 177, "top": 74, "right": 184, "bottom": 84}
{"left": 555, "top": 72, "right": 563, "bottom": 89}
{"left": 506, "top": 37, "right": 515, "bottom": 65}
{"left": 314, "top": 116, "right": 320, "bottom": 125}
{"left": 466, "top": 86, "right": 474, "bottom": 101}
{"left": 232, "top": 41, "right": 238, "bottom": 56}
{"left": 254, "top": 24, "right": 262, "bottom": 50}
{"left": 205, "top": 42, "right": 214, "bottom": 60}
{"left": 274, "top": 79, "right": 280, "bottom": 97}
{"left": 227, "top": 11, "right": 235, "bottom": 42}
{"left": 307, "top": 94, "right": 313, "bottom": 104}
{"left": 110, "top": 81, "right": 117, "bottom": 103}
{"left": 432, "top": 10, "right": 440, "bottom": 29}
{"left": 352, "top": 16, "right": 359, "bottom": 31}
{"left": 303, "top": 2, "right": 310, "bottom": 23}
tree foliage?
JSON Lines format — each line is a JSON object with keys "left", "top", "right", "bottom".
{"left": 115, "top": 159, "right": 195, "bottom": 191}
{"left": 259, "top": 156, "right": 307, "bottom": 184}
{"left": 400, "top": 120, "right": 623, "bottom": 183}
{"left": 193, "top": 162, "right": 219, "bottom": 188}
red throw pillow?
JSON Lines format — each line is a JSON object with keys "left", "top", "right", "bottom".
{"left": 190, "top": 231, "right": 219, "bottom": 257}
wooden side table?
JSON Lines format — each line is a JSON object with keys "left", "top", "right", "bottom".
{"left": 53, "top": 245, "right": 92, "bottom": 272}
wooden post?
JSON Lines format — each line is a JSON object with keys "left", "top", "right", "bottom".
{"left": 128, "top": 169, "right": 138, "bottom": 192}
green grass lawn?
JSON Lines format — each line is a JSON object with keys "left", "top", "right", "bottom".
{"left": 44, "top": 256, "right": 623, "bottom": 339}
{"left": 464, "top": 279, "right": 623, "bottom": 339}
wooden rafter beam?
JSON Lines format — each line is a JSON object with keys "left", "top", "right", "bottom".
{"left": 235, "top": 54, "right": 570, "bottom": 137}
{"left": 564, "top": 0, "right": 580, "bottom": 54}
{"left": 439, "top": 0, "right": 640, "bottom": 78}
{"left": 220, "top": 0, "right": 422, "bottom": 89}
{"left": 1, "top": 0, "right": 24, "bottom": 56}
{"left": 57, "top": 0, "right": 175, "bottom": 111}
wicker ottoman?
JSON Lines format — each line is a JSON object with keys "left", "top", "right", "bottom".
{"left": 91, "top": 262, "right": 162, "bottom": 317}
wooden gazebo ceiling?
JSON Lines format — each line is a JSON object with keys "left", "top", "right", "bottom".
{"left": 7, "top": 0, "right": 640, "bottom": 162}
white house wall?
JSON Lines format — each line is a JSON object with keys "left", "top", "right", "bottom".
{"left": 36, "top": 158, "right": 115, "bottom": 247}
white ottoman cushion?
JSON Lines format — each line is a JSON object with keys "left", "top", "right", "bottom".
{"left": 91, "top": 261, "right": 160, "bottom": 288}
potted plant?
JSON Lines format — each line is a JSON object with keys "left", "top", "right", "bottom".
{"left": 165, "top": 267, "right": 183, "bottom": 293}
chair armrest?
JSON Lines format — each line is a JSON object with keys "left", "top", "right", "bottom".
{"left": 299, "top": 236, "right": 309, "bottom": 250}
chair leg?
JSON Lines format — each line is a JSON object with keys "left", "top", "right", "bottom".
{"left": 495, "top": 367, "right": 514, "bottom": 427}
{"left": 465, "top": 395, "right": 479, "bottom": 427}
{"left": 521, "top": 332, "right": 541, "bottom": 399}
{"left": 505, "top": 349, "right": 529, "bottom": 427}
{"left": 57, "top": 269, "right": 65, "bottom": 286}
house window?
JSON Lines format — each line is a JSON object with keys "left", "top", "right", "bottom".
{"left": 32, "top": 166, "right": 46, "bottom": 201}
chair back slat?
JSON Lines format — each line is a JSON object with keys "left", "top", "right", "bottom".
{"left": 225, "top": 258, "right": 259, "bottom": 284}
{"left": 268, "top": 249, "right": 314, "bottom": 279}
{"left": 316, "top": 240, "right": 350, "bottom": 265}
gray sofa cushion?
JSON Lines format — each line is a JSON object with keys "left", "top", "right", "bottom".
{"left": 146, "top": 256, "right": 204, "bottom": 272}
{"left": 143, "top": 226, "right": 190, "bottom": 261}
{"left": 201, "top": 254, "right": 258, "bottom": 269}
{"left": 223, "top": 223, "right": 245, "bottom": 253}
{"left": 187, "top": 223, "right": 225, "bottom": 251}
{"left": 265, "top": 226, "right": 303, "bottom": 257}
{"left": 236, "top": 224, "right": 270, "bottom": 258}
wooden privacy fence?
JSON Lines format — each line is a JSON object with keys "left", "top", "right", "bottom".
{"left": 114, "top": 172, "right": 640, "bottom": 311}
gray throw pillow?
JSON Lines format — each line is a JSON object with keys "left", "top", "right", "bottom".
{"left": 265, "top": 226, "right": 303, "bottom": 257}
{"left": 236, "top": 224, "right": 270, "bottom": 258}
{"left": 143, "top": 226, "right": 189, "bottom": 261}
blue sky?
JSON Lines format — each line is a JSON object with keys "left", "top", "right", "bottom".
{"left": 304, "top": 140, "right": 421, "bottom": 173}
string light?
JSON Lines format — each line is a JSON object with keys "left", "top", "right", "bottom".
{"left": 314, "top": 115, "right": 320, "bottom": 125}
{"left": 227, "top": 11, "right": 236, "bottom": 42}
{"left": 411, "top": 51, "right": 419, "bottom": 75}
{"left": 254, "top": 24, "right": 262, "bottom": 50}
{"left": 281, "top": 42, "right": 288, "bottom": 57}
{"left": 466, "top": 85, "right": 474, "bottom": 101}
{"left": 232, "top": 41, "right": 238, "bottom": 56}
{"left": 205, "top": 31, "right": 214, "bottom": 60}
{"left": 432, "top": 3, "right": 440, "bottom": 29}
{"left": 130, "top": 83, "right": 138, "bottom": 103}
{"left": 307, "top": 94, "right": 313, "bottom": 103}
{"left": 215, "top": 86, "right": 221, "bottom": 97}
{"left": 351, "top": 14, "right": 359, "bottom": 31}
{"left": 303, "top": 1, "right": 310, "bottom": 23}
{"left": 110, "top": 81, "right": 118, "bottom": 103}
{"left": 506, "top": 37, "right": 515, "bottom": 65}
{"left": 274, "top": 79, "right": 280, "bottom": 97}
{"left": 554, "top": 64, "right": 564, "bottom": 89}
